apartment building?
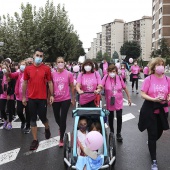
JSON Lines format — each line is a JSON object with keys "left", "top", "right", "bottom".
{"left": 111, "top": 19, "right": 124, "bottom": 59}
{"left": 102, "top": 23, "right": 112, "bottom": 57}
{"left": 124, "top": 16, "right": 152, "bottom": 61}
{"left": 152, "top": 0, "right": 170, "bottom": 49}
{"left": 96, "top": 32, "right": 102, "bottom": 53}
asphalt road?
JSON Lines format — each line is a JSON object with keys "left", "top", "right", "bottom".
{"left": 0, "top": 74, "right": 170, "bottom": 170}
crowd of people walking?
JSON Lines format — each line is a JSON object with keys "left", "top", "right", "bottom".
{"left": 0, "top": 48, "right": 169, "bottom": 170}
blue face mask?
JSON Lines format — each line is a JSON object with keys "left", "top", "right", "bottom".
{"left": 35, "top": 57, "right": 42, "bottom": 65}
{"left": 20, "top": 65, "right": 26, "bottom": 72}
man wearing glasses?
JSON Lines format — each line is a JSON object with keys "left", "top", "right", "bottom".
{"left": 22, "top": 48, "right": 54, "bottom": 150}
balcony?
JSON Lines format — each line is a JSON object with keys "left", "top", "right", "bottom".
{"left": 159, "top": 13, "right": 162, "bottom": 19}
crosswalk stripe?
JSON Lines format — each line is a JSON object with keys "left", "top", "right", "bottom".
{"left": 0, "top": 148, "right": 20, "bottom": 165}
{"left": 114, "top": 113, "right": 135, "bottom": 122}
{"left": 24, "top": 136, "right": 60, "bottom": 156}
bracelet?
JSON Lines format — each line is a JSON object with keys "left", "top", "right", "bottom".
{"left": 50, "top": 94, "right": 55, "bottom": 97}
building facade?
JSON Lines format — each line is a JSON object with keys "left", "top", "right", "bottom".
{"left": 152, "top": 0, "right": 170, "bottom": 49}
{"left": 124, "top": 16, "right": 152, "bottom": 61}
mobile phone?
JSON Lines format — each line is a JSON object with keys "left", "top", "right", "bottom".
{"left": 110, "top": 96, "right": 115, "bottom": 105}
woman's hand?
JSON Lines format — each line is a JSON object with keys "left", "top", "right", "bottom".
{"left": 128, "top": 98, "right": 132, "bottom": 106}
{"left": 167, "top": 94, "right": 170, "bottom": 101}
{"left": 153, "top": 97, "right": 164, "bottom": 103}
{"left": 78, "top": 90, "right": 84, "bottom": 94}
{"left": 71, "top": 98, "right": 76, "bottom": 106}
{"left": 94, "top": 89, "right": 101, "bottom": 94}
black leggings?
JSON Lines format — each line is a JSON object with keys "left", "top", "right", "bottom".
{"left": 109, "top": 110, "right": 122, "bottom": 134}
{"left": 17, "top": 100, "right": 30, "bottom": 128}
{"left": 147, "top": 114, "right": 164, "bottom": 161}
{"left": 81, "top": 100, "right": 96, "bottom": 107}
{"left": 52, "top": 99, "right": 71, "bottom": 140}
{"left": 132, "top": 78, "right": 138, "bottom": 90}
{"left": 0, "top": 99, "right": 15, "bottom": 122}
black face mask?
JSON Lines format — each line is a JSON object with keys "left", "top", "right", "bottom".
{"left": 79, "top": 125, "right": 87, "bottom": 131}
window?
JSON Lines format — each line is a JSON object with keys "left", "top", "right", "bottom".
{"left": 159, "top": 7, "right": 162, "bottom": 14}
{"left": 159, "top": 18, "right": 162, "bottom": 25}
{"left": 152, "top": 33, "right": 155, "bottom": 38}
{"left": 159, "top": 29, "right": 161, "bottom": 35}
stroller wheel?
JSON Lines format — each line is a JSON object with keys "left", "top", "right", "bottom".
{"left": 64, "top": 133, "right": 71, "bottom": 170}
{"left": 108, "top": 132, "right": 116, "bottom": 168}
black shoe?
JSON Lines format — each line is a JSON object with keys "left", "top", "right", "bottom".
{"left": 30, "top": 140, "right": 39, "bottom": 150}
{"left": 24, "top": 127, "right": 31, "bottom": 134}
{"left": 21, "top": 123, "right": 25, "bottom": 130}
{"left": 45, "top": 127, "right": 51, "bottom": 139}
{"left": 116, "top": 133, "right": 123, "bottom": 142}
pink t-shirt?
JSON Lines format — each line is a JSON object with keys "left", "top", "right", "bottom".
{"left": 52, "top": 69, "right": 74, "bottom": 102}
{"left": 0, "top": 75, "right": 14, "bottom": 100}
{"left": 9, "top": 72, "right": 28, "bottom": 101}
{"left": 102, "top": 75, "right": 126, "bottom": 111}
{"left": 77, "top": 71, "right": 102, "bottom": 105}
{"left": 143, "top": 66, "right": 149, "bottom": 75}
{"left": 103, "top": 62, "right": 108, "bottom": 76}
{"left": 141, "top": 74, "right": 170, "bottom": 113}
{"left": 131, "top": 65, "right": 140, "bottom": 78}
{"left": 120, "top": 69, "right": 126, "bottom": 79}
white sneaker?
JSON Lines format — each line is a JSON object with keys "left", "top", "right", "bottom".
{"left": 136, "top": 90, "right": 139, "bottom": 94}
{"left": 151, "top": 160, "right": 158, "bottom": 170}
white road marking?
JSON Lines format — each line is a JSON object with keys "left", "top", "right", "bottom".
{"left": 0, "top": 120, "right": 44, "bottom": 129}
{"left": 24, "top": 136, "right": 60, "bottom": 155}
{"left": 36, "top": 136, "right": 60, "bottom": 152}
{"left": 0, "top": 148, "right": 20, "bottom": 165}
{"left": 139, "top": 79, "right": 144, "bottom": 82}
{"left": 114, "top": 113, "right": 135, "bottom": 122}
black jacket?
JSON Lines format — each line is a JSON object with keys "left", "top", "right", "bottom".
{"left": 138, "top": 100, "right": 169, "bottom": 132}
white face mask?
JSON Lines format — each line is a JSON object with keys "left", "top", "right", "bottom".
{"left": 84, "top": 65, "right": 92, "bottom": 72}
{"left": 109, "top": 72, "right": 116, "bottom": 78}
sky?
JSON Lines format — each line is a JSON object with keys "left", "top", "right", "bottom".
{"left": 0, "top": 0, "right": 152, "bottom": 51}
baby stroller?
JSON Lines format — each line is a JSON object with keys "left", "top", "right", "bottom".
{"left": 63, "top": 107, "right": 116, "bottom": 170}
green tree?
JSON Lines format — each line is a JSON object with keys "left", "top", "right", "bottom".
{"left": 120, "top": 41, "right": 142, "bottom": 62}
{"left": 96, "top": 51, "right": 102, "bottom": 62}
{"left": 112, "top": 51, "right": 119, "bottom": 59}
{"left": 157, "top": 38, "right": 170, "bottom": 59}
{"left": 0, "top": 0, "right": 85, "bottom": 61}
{"left": 103, "top": 52, "right": 110, "bottom": 62}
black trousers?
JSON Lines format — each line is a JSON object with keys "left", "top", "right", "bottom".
{"left": 17, "top": 100, "right": 30, "bottom": 128}
{"left": 109, "top": 109, "right": 122, "bottom": 134}
{"left": 81, "top": 100, "right": 96, "bottom": 107}
{"left": 147, "top": 114, "right": 164, "bottom": 161}
{"left": 0, "top": 99, "right": 15, "bottom": 122}
{"left": 52, "top": 99, "right": 71, "bottom": 140}
{"left": 28, "top": 99, "right": 48, "bottom": 127}
{"left": 132, "top": 78, "right": 138, "bottom": 90}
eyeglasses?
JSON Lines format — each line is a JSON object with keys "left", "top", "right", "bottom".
{"left": 36, "top": 54, "right": 43, "bottom": 57}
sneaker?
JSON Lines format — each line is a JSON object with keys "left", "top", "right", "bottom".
{"left": 21, "top": 123, "right": 25, "bottom": 130}
{"left": 132, "top": 89, "right": 134, "bottom": 92}
{"left": 59, "top": 139, "right": 64, "bottom": 147}
{"left": 3, "top": 121, "right": 8, "bottom": 129}
{"left": 151, "top": 160, "right": 158, "bottom": 170}
{"left": 116, "top": 133, "right": 123, "bottom": 142}
{"left": 6, "top": 123, "right": 12, "bottom": 130}
{"left": 24, "top": 127, "right": 31, "bottom": 134}
{"left": 30, "top": 140, "right": 39, "bottom": 150}
{"left": 45, "top": 127, "right": 51, "bottom": 139}
{"left": 136, "top": 90, "right": 139, "bottom": 94}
